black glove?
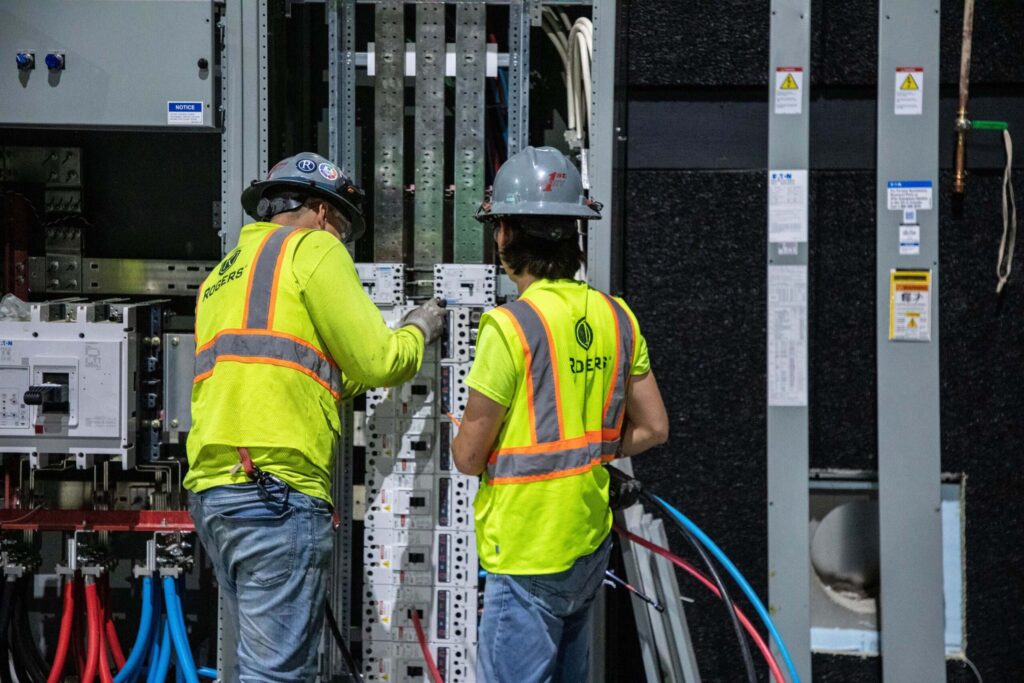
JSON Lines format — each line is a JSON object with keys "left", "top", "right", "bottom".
{"left": 606, "top": 465, "right": 643, "bottom": 511}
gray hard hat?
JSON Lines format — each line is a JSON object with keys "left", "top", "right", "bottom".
{"left": 241, "top": 152, "right": 366, "bottom": 241}
{"left": 475, "top": 146, "right": 602, "bottom": 224}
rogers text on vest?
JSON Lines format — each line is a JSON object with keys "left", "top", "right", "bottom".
{"left": 202, "top": 266, "right": 247, "bottom": 301}
{"left": 568, "top": 355, "right": 612, "bottom": 374}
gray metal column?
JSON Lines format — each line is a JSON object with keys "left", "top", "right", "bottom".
{"left": 453, "top": 2, "right": 486, "bottom": 263}
{"left": 219, "top": 0, "right": 269, "bottom": 254}
{"left": 766, "top": 0, "right": 811, "bottom": 680}
{"left": 328, "top": 0, "right": 357, "bottom": 178}
{"left": 876, "top": 2, "right": 945, "bottom": 681}
{"left": 507, "top": 0, "right": 531, "bottom": 156}
{"left": 587, "top": 0, "right": 619, "bottom": 293}
{"left": 373, "top": 1, "right": 406, "bottom": 262}
{"left": 414, "top": 1, "right": 445, "bottom": 269}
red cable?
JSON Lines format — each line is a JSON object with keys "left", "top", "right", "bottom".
{"left": 81, "top": 580, "right": 101, "bottom": 683}
{"left": 100, "top": 576, "right": 126, "bottom": 669}
{"left": 72, "top": 577, "right": 86, "bottom": 675}
{"left": 46, "top": 578, "right": 75, "bottom": 683}
{"left": 409, "top": 609, "right": 444, "bottom": 683}
{"left": 613, "top": 525, "right": 787, "bottom": 683}
{"left": 97, "top": 577, "right": 114, "bottom": 683}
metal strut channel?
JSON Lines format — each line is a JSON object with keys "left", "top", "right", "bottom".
{"left": 414, "top": 1, "right": 446, "bottom": 269}
{"left": 328, "top": 0, "right": 358, "bottom": 178}
{"left": 374, "top": 1, "right": 406, "bottom": 262}
{"left": 507, "top": 0, "right": 531, "bottom": 155}
{"left": 454, "top": 2, "right": 487, "bottom": 263}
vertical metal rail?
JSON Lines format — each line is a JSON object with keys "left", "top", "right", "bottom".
{"left": 374, "top": 2, "right": 406, "bottom": 262}
{"left": 219, "top": 0, "right": 270, "bottom": 255}
{"left": 587, "top": 0, "right": 620, "bottom": 293}
{"left": 876, "top": 1, "right": 946, "bottom": 680}
{"left": 328, "top": 0, "right": 358, "bottom": 179}
{"left": 414, "top": 1, "right": 446, "bottom": 269}
{"left": 767, "top": 0, "right": 812, "bottom": 680}
{"left": 453, "top": 2, "right": 487, "bottom": 263}
{"left": 507, "top": 0, "right": 531, "bottom": 156}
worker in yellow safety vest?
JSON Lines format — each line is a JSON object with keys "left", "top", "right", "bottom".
{"left": 452, "top": 146, "right": 669, "bottom": 683}
{"left": 186, "top": 152, "right": 447, "bottom": 681}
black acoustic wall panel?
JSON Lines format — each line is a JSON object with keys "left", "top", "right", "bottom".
{"left": 624, "top": 170, "right": 769, "bottom": 682}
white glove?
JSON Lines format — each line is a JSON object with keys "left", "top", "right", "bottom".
{"left": 402, "top": 297, "right": 447, "bottom": 344}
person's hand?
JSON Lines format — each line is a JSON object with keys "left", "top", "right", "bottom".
{"left": 606, "top": 464, "right": 642, "bottom": 511}
{"left": 402, "top": 297, "right": 447, "bottom": 345}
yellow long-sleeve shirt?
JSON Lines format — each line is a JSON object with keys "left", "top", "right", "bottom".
{"left": 184, "top": 222, "right": 423, "bottom": 502}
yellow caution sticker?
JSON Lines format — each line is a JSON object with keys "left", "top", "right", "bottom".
{"left": 889, "top": 269, "right": 931, "bottom": 341}
{"left": 780, "top": 73, "right": 799, "bottom": 90}
{"left": 899, "top": 73, "right": 919, "bottom": 90}
{"left": 895, "top": 67, "right": 924, "bottom": 115}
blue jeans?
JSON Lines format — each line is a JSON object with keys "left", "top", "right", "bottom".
{"left": 477, "top": 536, "right": 612, "bottom": 683}
{"left": 189, "top": 480, "right": 334, "bottom": 682}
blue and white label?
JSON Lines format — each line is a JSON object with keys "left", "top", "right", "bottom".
{"left": 167, "top": 101, "right": 204, "bottom": 126}
{"left": 887, "top": 180, "right": 932, "bottom": 211}
{"left": 899, "top": 224, "right": 921, "bottom": 256}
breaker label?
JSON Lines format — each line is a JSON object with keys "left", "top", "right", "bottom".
{"left": 167, "top": 101, "right": 204, "bottom": 125}
{"left": 889, "top": 270, "right": 931, "bottom": 342}
{"left": 887, "top": 180, "right": 932, "bottom": 210}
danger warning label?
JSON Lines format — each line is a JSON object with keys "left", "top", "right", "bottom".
{"left": 774, "top": 67, "right": 803, "bottom": 115}
{"left": 894, "top": 67, "right": 923, "bottom": 116}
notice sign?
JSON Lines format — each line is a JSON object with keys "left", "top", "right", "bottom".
{"left": 167, "top": 101, "right": 203, "bottom": 126}
{"left": 889, "top": 270, "right": 931, "bottom": 342}
{"left": 768, "top": 265, "right": 808, "bottom": 406}
{"left": 768, "top": 170, "right": 808, "bottom": 243}
{"left": 887, "top": 180, "right": 933, "bottom": 211}
{"left": 894, "top": 67, "right": 923, "bottom": 116}
{"left": 899, "top": 225, "right": 921, "bottom": 255}
{"left": 774, "top": 67, "right": 803, "bottom": 115}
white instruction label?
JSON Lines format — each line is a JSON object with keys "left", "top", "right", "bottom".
{"left": 899, "top": 225, "right": 921, "bottom": 255}
{"left": 887, "top": 180, "right": 932, "bottom": 210}
{"left": 768, "top": 265, "right": 808, "bottom": 406}
{"left": 894, "top": 67, "right": 923, "bottom": 116}
{"left": 889, "top": 270, "right": 931, "bottom": 342}
{"left": 774, "top": 67, "right": 803, "bottom": 115}
{"left": 167, "top": 101, "right": 204, "bottom": 126}
{"left": 768, "top": 170, "right": 808, "bottom": 243}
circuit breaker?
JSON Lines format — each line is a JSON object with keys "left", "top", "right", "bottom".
{"left": 0, "top": 300, "right": 164, "bottom": 469}
{"left": 359, "top": 264, "right": 498, "bottom": 683}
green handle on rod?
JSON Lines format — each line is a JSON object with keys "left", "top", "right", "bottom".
{"left": 971, "top": 120, "right": 1009, "bottom": 131}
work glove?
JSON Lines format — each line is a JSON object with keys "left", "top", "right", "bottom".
{"left": 402, "top": 297, "right": 447, "bottom": 345}
{"left": 606, "top": 464, "right": 643, "bottom": 511}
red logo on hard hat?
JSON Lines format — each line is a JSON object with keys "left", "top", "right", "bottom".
{"left": 542, "top": 171, "right": 567, "bottom": 192}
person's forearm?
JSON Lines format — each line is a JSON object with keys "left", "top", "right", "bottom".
{"left": 619, "top": 420, "right": 669, "bottom": 458}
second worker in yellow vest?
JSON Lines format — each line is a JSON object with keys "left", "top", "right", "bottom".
{"left": 186, "top": 152, "right": 447, "bottom": 682}
{"left": 453, "top": 146, "right": 669, "bottom": 683}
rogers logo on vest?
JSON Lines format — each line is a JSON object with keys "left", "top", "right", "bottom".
{"left": 218, "top": 249, "right": 241, "bottom": 275}
{"left": 568, "top": 355, "right": 611, "bottom": 374}
{"left": 202, "top": 264, "right": 246, "bottom": 301}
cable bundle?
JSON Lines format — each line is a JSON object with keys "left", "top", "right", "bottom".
{"left": 540, "top": 8, "right": 593, "bottom": 150}
{"left": 110, "top": 576, "right": 200, "bottom": 683}
{"left": 0, "top": 575, "right": 50, "bottom": 683}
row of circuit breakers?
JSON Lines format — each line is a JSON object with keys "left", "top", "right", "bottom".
{"left": 0, "top": 263, "right": 500, "bottom": 683}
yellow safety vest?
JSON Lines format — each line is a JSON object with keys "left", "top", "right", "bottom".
{"left": 473, "top": 281, "right": 637, "bottom": 574}
{"left": 187, "top": 223, "right": 342, "bottom": 492}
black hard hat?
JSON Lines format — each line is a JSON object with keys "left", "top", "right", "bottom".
{"left": 241, "top": 152, "right": 366, "bottom": 240}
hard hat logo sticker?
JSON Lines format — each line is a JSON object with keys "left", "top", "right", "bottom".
{"left": 542, "top": 171, "right": 567, "bottom": 192}
{"left": 296, "top": 158, "right": 317, "bottom": 173}
{"left": 318, "top": 163, "right": 339, "bottom": 182}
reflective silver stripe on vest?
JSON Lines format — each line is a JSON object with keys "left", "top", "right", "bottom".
{"left": 503, "top": 300, "right": 562, "bottom": 443}
{"left": 245, "top": 227, "right": 297, "bottom": 329}
{"left": 601, "top": 294, "right": 635, "bottom": 432}
{"left": 194, "top": 332, "right": 340, "bottom": 395}
{"left": 487, "top": 444, "right": 611, "bottom": 483}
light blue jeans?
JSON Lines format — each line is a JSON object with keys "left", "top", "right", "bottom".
{"left": 189, "top": 480, "right": 334, "bottom": 682}
{"left": 477, "top": 536, "right": 612, "bottom": 683}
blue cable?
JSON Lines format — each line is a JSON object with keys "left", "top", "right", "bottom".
{"left": 147, "top": 618, "right": 172, "bottom": 683}
{"left": 196, "top": 667, "right": 218, "bottom": 679}
{"left": 162, "top": 576, "right": 201, "bottom": 683}
{"left": 653, "top": 494, "right": 801, "bottom": 683}
{"left": 114, "top": 576, "right": 156, "bottom": 683}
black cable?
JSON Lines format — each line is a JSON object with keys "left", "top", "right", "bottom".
{"left": 0, "top": 578, "right": 16, "bottom": 683}
{"left": 325, "top": 602, "right": 365, "bottom": 683}
{"left": 641, "top": 489, "right": 758, "bottom": 683}
{"left": 12, "top": 578, "right": 46, "bottom": 683}
{"left": 9, "top": 590, "right": 41, "bottom": 683}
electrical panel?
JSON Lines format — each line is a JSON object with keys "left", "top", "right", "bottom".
{"left": 0, "top": 0, "right": 216, "bottom": 129}
{"left": 359, "top": 264, "right": 497, "bottom": 683}
{"left": 0, "top": 300, "right": 165, "bottom": 469}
